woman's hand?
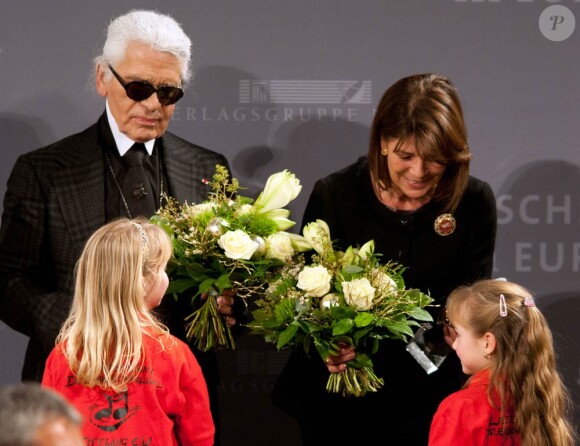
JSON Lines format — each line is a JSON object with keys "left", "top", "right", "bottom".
{"left": 216, "top": 288, "right": 237, "bottom": 327}
{"left": 325, "top": 344, "right": 356, "bottom": 373}
{"left": 200, "top": 288, "right": 237, "bottom": 327}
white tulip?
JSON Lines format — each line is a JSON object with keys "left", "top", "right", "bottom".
{"left": 253, "top": 170, "right": 302, "bottom": 214}
{"left": 357, "top": 240, "right": 375, "bottom": 260}
{"left": 261, "top": 208, "right": 295, "bottom": 231}
{"left": 286, "top": 233, "right": 312, "bottom": 253}
{"left": 302, "top": 220, "right": 331, "bottom": 255}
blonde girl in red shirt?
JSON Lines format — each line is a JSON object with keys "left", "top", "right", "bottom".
{"left": 43, "top": 218, "right": 214, "bottom": 446}
{"left": 429, "top": 279, "right": 575, "bottom": 446}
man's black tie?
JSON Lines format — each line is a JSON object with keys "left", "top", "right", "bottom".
{"left": 121, "top": 143, "right": 156, "bottom": 218}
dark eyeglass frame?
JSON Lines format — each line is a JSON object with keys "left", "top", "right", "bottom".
{"left": 108, "top": 64, "right": 184, "bottom": 106}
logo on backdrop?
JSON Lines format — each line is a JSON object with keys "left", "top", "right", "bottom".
{"left": 177, "top": 79, "right": 373, "bottom": 123}
{"left": 221, "top": 350, "right": 290, "bottom": 393}
{"left": 238, "top": 80, "right": 372, "bottom": 105}
{"left": 453, "top": 0, "right": 576, "bottom": 42}
{"left": 539, "top": 5, "right": 575, "bottom": 41}
{"left": 454, "top": 0, "right": 579, "bottom": 3}
{"left": 494, "top": 160, "right": 580, "bottom": 294}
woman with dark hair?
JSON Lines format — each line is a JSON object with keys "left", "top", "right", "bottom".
{"left": 272, "top": 73, "right": 497, "bottom": 445}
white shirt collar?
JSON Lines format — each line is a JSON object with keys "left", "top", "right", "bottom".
{"left": 105, "top": 100, "right": 155, "bottom": 156}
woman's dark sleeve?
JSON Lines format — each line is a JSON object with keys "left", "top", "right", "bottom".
{"left": 464, "top": 180, "right": 497, "bottom": 282}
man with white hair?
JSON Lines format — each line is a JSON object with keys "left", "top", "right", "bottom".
{"left": 0, "top": 384, "right": 83, "bottom": 446}
{"left": 0, "top": 10, "right": 235, "bottom": 444}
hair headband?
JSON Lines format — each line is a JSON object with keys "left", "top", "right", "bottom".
{"left": 131, "top": 221, "right": 149, "bottom": 260}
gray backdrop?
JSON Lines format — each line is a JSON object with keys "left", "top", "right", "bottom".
{"left": 1, "top": 1, "right": 578, "bottom": 444}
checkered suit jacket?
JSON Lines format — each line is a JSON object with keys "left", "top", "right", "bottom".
{"left": 0, "top": 115, "right": 229, "bottom": 381}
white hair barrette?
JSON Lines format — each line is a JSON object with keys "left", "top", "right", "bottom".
{"left": 499, "top": 293, "right": 508, "bottom": 317}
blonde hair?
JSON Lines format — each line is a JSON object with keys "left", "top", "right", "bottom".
{"left": 446, "top": 279, "right": 575, "bottom": 446}
{"left": 368, "top": 73, "right": 472, "bottom": 213}
{"left": 57, "top": 218, "right": 173, "bottom": 392}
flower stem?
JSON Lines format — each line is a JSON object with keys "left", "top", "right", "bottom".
{"left": 325, "top": 366, "right": 384, "bottom": 397}
{"left": 184, "top": 294, "right": 236, "bottom": 351}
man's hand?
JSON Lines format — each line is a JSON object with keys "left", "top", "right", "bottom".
{"left": 325, "top": 344, "right": 356, "bottom": 373}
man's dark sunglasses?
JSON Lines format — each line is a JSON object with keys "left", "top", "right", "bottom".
{"left": 108, "top": 65, "right": 184, "bottom": 106}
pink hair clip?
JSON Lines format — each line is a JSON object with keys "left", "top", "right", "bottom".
{"left": 499, "top": 294, "right": 508, "bottom": 317}
{"left": 523, "top": 297, "right": 536, "bottom": 308}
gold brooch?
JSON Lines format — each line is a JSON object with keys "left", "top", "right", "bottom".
{"left": 434, "top": 214, "right": 456, "bottom": 236}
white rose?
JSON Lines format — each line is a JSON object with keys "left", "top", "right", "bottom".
{"left": 218, "top": 230, "right": 259, "bottom": 260}
{"left": 265, "top": 233, "right": 295, "bottom": 261}
{"left": 235, "top": 204, "right": 254, "bottom": 216}
{"left": 320, "top": 293, "right": 339, "bottom": 310}
{"left": 370, "top": 268, "right": 397, "bottom": 295}
{"left": 184, "top": 202, "right": 215, "bottom": 218}
{"left": 342, "top": 278, "right": 376, "bottom": 310}
{"left": 302, "top": 219, "right": 331, "bottom": 255}
{"left": 297, "top": 265, "right": 332, "bottom": 297}
{"left": 253, "top": 170, "right": 302, "bottom": 214}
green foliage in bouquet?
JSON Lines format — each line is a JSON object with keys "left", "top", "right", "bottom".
{"left": 248, "top": 219, "right": 434, "bottom": 397}
{"left": 152, "top": 165, "right": 309, "bottom": 352}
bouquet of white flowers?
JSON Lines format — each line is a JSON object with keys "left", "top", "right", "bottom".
{"left": 152, "top": 165, "right": 309, "bottom": 352}
{"left": 248, "top": 219, "right": 434, "bottom": 397}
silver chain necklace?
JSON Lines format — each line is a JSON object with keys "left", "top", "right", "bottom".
{"left": 104, "top": 151, "right": 164, "bottom": 219}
